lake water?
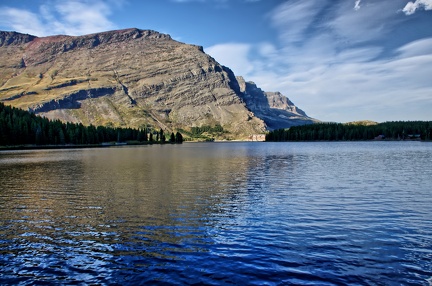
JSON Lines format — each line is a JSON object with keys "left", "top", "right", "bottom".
{"left": 1, "top": 142, "right": 431, "bottom": 285}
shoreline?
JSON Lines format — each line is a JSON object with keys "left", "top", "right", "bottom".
{"left": 0, "top": 141, "right": 181, "bottom": 151}
{"left": 2, "top": 139, "right": 430, "bottom": 152}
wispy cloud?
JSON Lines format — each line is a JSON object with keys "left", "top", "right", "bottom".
{"left": 354, "top": 0, "right": 361, "bottom": 11}
{"left": 396, "top": 37, "right": 432, "bottom": 57}
{"left": 205, "top": 43, "right": 254, "bottom": 75}
{"left": 270, "top": 0, "right": 327, "bottom": 45}
{"left": 0, "top": 8, "right": 47, "bottom": 36}
{"left": 172, "top": 0, "right": 260, "bottom": 2}
{"left": 47, "top": 1, "right": 117, "bottom": 35}
{"left": 171, "top": 0, "right": 206, "bottom": 2}
{"left": 327, "top": 1, "right": 404, "bottom": 44}
{"left": 207, "top": 1, "right": 432, "bottom": 122}
{"left": 243, "top": 41, "right": 432, "bottom": 122}
{"left": 171, "top": 0, "right": 232, "bottom": 3}
{"left": 402, "top": 0, "right": 432, "bottom": 15}
{"left": 0, "top": 0, "right": 119, "bottom": 36}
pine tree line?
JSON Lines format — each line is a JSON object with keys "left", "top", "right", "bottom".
{"left": 0, "top": 102, "right": 183, "bottom": 146}
{"left": 266, "top": 121, "right": 432, "bottom": 142}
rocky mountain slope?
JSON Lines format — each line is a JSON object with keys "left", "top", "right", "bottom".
{"left": 0, "top": 28, "right": 316, "bottom": 139}
{"left": 236, "top": 77, "right": 316, "bottom": 130}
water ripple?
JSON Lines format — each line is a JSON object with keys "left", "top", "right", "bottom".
{"left": 1, "top": 142, "right": 431, "bottom": 285}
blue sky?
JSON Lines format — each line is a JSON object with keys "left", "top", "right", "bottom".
{"left": 0, "top": 0, "right": 431, "bottom": 122}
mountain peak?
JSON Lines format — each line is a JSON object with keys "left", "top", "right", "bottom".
{"left": 0, "top": 29, "right": 316, "bottom": 139}
{"left": 235, "top": 76, "right": 315, "bottom": 129}
{"left": 0, "top": 31, "right": 36, "bottom": 46}
{"left": 26, "top": 28, "right": 171, "bottom": 51}
{"left": 82, "top": 28, "right": 172, "bottom": 41}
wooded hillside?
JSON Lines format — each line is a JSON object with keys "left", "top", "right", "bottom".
{"left": 0, "top": 102, "right": 183, "bottom": 146}
{"left": 266, "top": 121, "right": 432, "bottom": 141}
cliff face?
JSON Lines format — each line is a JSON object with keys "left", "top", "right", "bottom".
{"left": 236, "top": 76, "right": 317, "bottom": 129}
{"left": 0, "top": 28, "right": 315, "bottom": 138}
{"left": 0, "top": 31, "right": 36, "bottom": 46}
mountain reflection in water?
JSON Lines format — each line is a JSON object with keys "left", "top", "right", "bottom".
{"left": 1, "top": 142, "right": 432, "bottom": 285}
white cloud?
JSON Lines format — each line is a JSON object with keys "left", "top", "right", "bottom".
{"left": 257, "top": 42, "right": 277, "bottom": 58}
{"left": 396, "top": 38, "right": 432, "bottom": 57}
{"left": 402, "top": 0, "right": 432, "bottom": 15}
{"left": 49, "top": 0, "right": 117, "bottom": 35}
{"left": 255, "top": 43, "right": 432, "bottom": 122}
{"left": 354, "top": 0, "right": 361, "bottom": 11}
{"left": 191, "top": 0, "right": 432, "bottom": 122}
{"left": 205, "top": 43, "right": 254, "bottom": 77}
{"left": 220, "top": 0, "right": 432, "bottom": 122}
{"left": 327, "top": 1, "right": 403, "bottom": 44}
{"left": 0, "top": 0, "right": 118, "bottom": 36}
{"left": 0, "top": 8, "right": 47, "bottom": 36}
{"left": 250, "top": 48, "right": 432, "bottom": 122}
{"left": 270, "top": 0, "right": 328, "bottom": 44}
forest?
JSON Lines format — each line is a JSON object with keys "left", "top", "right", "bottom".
{"left": 0, "top": 102, "right": 183, "bottom": 147}
{"left": 266, "top": 121, "right": 432, "bottom": 142}
{"left": 179, "top": 124, "right": 225, "bottom": 141}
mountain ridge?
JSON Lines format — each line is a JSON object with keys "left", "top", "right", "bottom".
{"left": 0, "top": 28, "right": 317, "bottom": 139}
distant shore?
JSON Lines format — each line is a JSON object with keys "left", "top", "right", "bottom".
{"left": 0, "top": 141, "right": 181, "bottom": 151}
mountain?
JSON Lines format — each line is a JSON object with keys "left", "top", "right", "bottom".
{"left": 0, "top": 28, "right": 316, "bottom": 139}
{"left": 236, "top": 76, "right": 316, "bottom": 130}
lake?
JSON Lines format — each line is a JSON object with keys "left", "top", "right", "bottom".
{"left": 1, "top": 142, "right": 432, "bottom": 285}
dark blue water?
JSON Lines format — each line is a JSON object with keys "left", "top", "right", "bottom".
{"left": 1, "top": 142, "right": 431, "bottom": 285}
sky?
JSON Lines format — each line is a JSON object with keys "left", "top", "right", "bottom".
{"left": 0, "top": 0, "right": 431, "bottom": 123}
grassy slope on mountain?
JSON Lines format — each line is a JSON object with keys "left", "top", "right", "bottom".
{"left": 0, "top": 29, "right": 265, "bottom": 139}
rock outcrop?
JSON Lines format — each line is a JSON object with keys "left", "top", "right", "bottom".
{"left": 236, "top": 77, "right": 316, "bottom": 129}
{"left": 0, "top": 31, "right": 36, "bottom": 46}
{"left": 0, "top": 28, "right": 316, "bottom": 139}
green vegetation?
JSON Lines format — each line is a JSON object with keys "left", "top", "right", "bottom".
{"left": 0, "top": 102, "right": 183, "bottom": 147}
{"left": 180, "top": 124, "right": 225, "bottom": 141}
{"left": 266, "top": 121, "right": 432, "bottom": 142}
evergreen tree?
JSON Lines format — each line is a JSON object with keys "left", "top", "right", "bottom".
{"left": 137, "top": 128, "right": 147, "bottom": 142}
{"left": 266, "top": 121, "right": 432, "bottom": 142}
{"left": 0, "top": 102, "right": 166, "bottom": 146}
{"left": 175, "top": 132, "right": 183, "bottom": 143}
{"left": 35, "top": 125, "right": 43, "bottom": 145}
{"left": 159, "top": 129, "right": 165, "bottom": 143}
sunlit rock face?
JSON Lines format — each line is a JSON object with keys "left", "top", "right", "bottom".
{"left": 236, "top": 76, "right": 317, "bottom": 130}
{"left": 0, "top": 29, "right": 316, "bottom": 138}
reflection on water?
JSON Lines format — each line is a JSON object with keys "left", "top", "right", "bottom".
{"left": 1, "top": 142, "right": 432, "bottom": 285}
